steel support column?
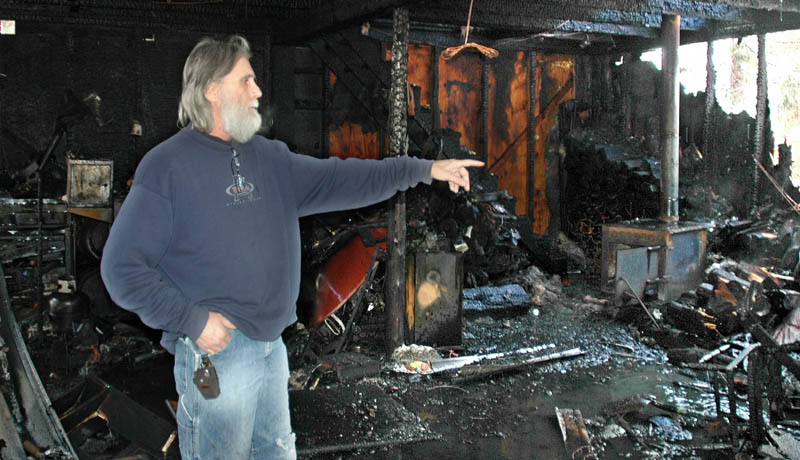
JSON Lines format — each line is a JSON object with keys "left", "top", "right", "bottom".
{"left": 660, "top": 14, "right": 680, "bottom": 222}
{"left": 385, "top": 7, "right": 409, "bottom": 355}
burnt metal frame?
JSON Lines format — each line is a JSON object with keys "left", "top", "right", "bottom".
{"left": 600, "top": 220, "right": 709, "bottom": 302}
{"left": 0, "top": 263, "right": 78, "bottom": 458}
{"left": 680, "top": 283, "right": 800, "bottom": 447}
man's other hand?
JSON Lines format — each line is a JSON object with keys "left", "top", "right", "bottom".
{"left": 431, "top": 159, "right": 485, "bottom": 193}
{"left": 196, "top": 311, "right": 238, "bottom": 354}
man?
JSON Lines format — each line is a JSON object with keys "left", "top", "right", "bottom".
{"left": 100, "top": 35, "right": 482, "bottom": 460}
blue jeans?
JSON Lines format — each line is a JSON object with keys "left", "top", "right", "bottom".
{"left": 174, "top": 330, "right": 297, "bottom": 460}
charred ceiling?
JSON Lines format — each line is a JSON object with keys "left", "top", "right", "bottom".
{"left": 1, "top": 0, "right": 800, "bottom": 53}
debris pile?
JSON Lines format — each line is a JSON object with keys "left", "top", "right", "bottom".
{"left": 598, "top": 209, "right": 800, "bottom": 455}
{"left": 562, "top": 127, "right": 661, "bottom": 273}
{"left": 516, "top": 264, "right": 564, "bottom": 308}
{"left": 412, "top": 128, "right": 578, "bottom": 282}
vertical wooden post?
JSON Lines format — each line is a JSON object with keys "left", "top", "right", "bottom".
{"left": 433, "top": 46, "right": 441, "bottom": 132}
{"left": 385, "top": 7, "right": 409, "bottom": 355}
{"left": 481, "top": 57, "right": 490, "bottom": 165}
{"left": 750, "top": 34, "right": 768, "bottom": 216}
{"left": 527, "top": 51, "right": 537, "bottom": 220}
{"left": 321, "top": 65, "right": 329, "bottom": 158}
{"left": 702, "top": 40, "right": 716, "bottom": 178}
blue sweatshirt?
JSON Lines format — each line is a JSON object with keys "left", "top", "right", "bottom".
{"left": 100, "top": 127, "right": 433, "bottom": 353}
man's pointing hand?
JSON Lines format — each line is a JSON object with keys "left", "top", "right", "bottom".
{"left": 431, "top": 159, "right": 485, "bottom": 193}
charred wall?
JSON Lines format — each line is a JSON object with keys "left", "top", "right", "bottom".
{"left": 301, "top": 29, "right": 575, "bottom": 235}
{"left": 0, "top": 23, "right": 565, "bottom": 241}
{"left": 562, "top": 53, "right": 777, "bottom": 273}
{"left": 0, "top": 23, "right": 270, "bottom": 197}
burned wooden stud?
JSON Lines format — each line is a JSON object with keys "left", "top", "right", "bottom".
{"left": 433, "top": 46, "right": 441, "bottom": 132}
{"left": 660, "top": 13, "right": 680, "bottom": 223}
{"left": 481, "top": 56, "right": 489, "bottom": 165}
{"left": 528, "top": 50, "right": 537, "bottom": 220}
{"left": 703, "top": 40, "right": 716, "bottom": 178}
{"left": 321, "top": 62, "right": 329, "bottom": 158}
{"left": 750, "top": 33, "right": 768, "bottom": 216}
{"left": 747, "top": 348, "right": 767, "bottom": 445}
{"left": 385, "top": 7, "right": 409, "bottom": 356}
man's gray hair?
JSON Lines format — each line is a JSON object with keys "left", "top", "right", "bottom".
{"left": 178, "top": 35, "right": 252, "bottom": 132}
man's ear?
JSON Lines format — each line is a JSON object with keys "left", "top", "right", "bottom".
{"left": 205, "top": 82, "right": 220, "bottom": 104}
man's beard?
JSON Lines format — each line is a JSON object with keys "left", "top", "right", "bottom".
{"left": 220, "top": 93, "right": 262, "bottom": 143}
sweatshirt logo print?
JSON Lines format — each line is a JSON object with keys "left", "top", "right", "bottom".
{"left": 226, "top": 176, "right": 256, "bottom": 203}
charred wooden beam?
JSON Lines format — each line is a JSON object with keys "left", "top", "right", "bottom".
{"left": 703, "top": 40, "right": 716, "bottom": 178}
{"left": 407, "top": 0, "right": 800, "bottom": 39}
{"left": 705, "top": 15, "right": 800, "bottom": 41}
{"left": 432, "top": 45, "right": 441, "bottom": 132}
{"left": 365, "top": 23, "right": 625, "bottom": 55}
{"left": 275, "top": 0, "right": 414, "bottom": 43}
{"left": 321, "top": 62, "right": 330, "bottom": 158}
{"left": 481, "top": 58, "right": 490, "bottom": 165}
{"left": 363, "top": 25, "right": 466, "bottom": 48}
{"left": 750, "top": 33, "right": 767, "bottom": 216}
{"left": 0, "top": 1, "right": 272, "bottom": 32}
{"left": 409, "top": 11, "right": 664, "bottom": 38}
{"left": 711, "top": 0, "right": 800, "bottom": 14}
{"left": 385, "top": 7, "right": 408, "bottom": 356}
{"left": 527, "top": 50, "right": 537, "bottom": 220}
{"left": 407, "top": 4, "right": 800, "bottom": 52}
{"left": 474, "top": 0, "right": 800, "bottom": 23}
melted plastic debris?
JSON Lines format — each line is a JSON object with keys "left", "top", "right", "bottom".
{"left": 649, "top": 415, "right": 693, "bottom": 441}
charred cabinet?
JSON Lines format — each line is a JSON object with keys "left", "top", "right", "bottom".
{"left": 405, "top": 252, "right": 463, "bottom": 347}
{"left": 1, "top": 198, "right": 70, "bottom": 306}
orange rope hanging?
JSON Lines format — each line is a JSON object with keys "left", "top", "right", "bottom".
{"left": 441, "top": 0, "right": 499, "bottom": 60}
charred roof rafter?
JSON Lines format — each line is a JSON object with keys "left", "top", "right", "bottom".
{"left": 273, "top": 0, "right": 420, "bottom": 43}
{"left": 407, "top": 1, "right": 800, "bottom": 36}
{"left": 1, "top": 0, "right": 799, "bottom": 51}
{"left": 0, "top": 0, "right": 286, "bottom": 32}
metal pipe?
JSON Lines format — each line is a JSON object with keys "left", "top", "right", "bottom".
{"left": 660, "top": 14, "right": 680, "bottom": 222}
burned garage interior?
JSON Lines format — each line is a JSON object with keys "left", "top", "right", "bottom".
{"left": 6, "top": 0, "right": 800, "bottom": 458}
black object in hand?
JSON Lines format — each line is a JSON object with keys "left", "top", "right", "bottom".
{"left": 193, "top": 355, "right": 220, "bottom": 399}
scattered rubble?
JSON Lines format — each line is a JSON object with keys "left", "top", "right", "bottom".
{"left": 4, "top": 108, "right": 800, "bottom": 459}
